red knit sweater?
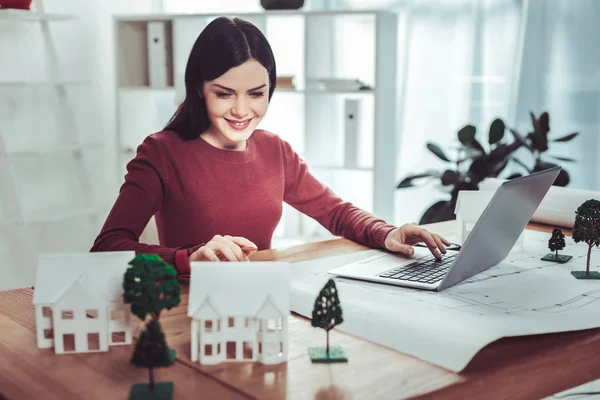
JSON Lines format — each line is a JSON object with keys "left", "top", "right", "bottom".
{"left": 90, "top": 129, "right": 396, "bottom": 276}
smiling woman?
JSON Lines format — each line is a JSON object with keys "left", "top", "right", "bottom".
{"left": 90, "top": 16, "right": 450, "bottom": 276}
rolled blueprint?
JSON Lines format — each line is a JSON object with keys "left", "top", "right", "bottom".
{"left": 479, "top": 178, "right": 600, "bottom": 228}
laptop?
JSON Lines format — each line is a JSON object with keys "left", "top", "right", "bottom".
{"left": 328, "top": 167, "right": 562, "bottom": 291}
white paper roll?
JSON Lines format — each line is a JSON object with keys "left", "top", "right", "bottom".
{"left": 479, "top": 178, "right": 600, "bottom": 228}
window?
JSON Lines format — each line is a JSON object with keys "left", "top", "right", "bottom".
{"left": 277, "top": 317, "right": 283, "bottom": 330}
{"left": 259, "top": 342, "right": 262, "bottom": 354}
{"left": 204, "top": 320, "right": 213, "bottom": 333}
{"left": 42, "top": 306, "right": 52, "bottom": 318}
{"left": 43, "top": 328, "right": 53, "bottom": 339}
{"left": 88, "top": 333, "right": 100, "bottom": 350}
{"left": 243, "top": 341, "right": 253, "bottom": 359}
{"left": 267, "top": 319, "right": 277, "bottom": 332}
{"left": 86, "top": 310, "right": 98, "bottom": 319}
{"left": 63, "top": 334, "right": 75, "bottom": 352}
{"left": 112, "top": 331, "right": 126, "bottom": 343}
{"left": 110, "top": 309, "right": 123, "bottom": 321}
{"left": 218, "top": 343, "right": 221, "bottom": 354}
{"left": 228, "top": 317, "right": 235, "bottom": 328}
{"left": 226, "top": 341, "right": 236, "bottom": 359}
{"left": 279, "top": 342, "right": 284, "bottom": 358}
{"left": 61, "top": 310, "right": 74, "bottom": 320}
{"left": 245, "top": 317, "right": 253, "bottom": 328}
{"left": 205, "top": 344, "right": 213, "bottom": 356}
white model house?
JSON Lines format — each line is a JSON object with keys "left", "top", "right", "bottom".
{"left": 455, "top": 189, "right": 524, "bottom": 249}
{"left": 32, "top": 251, "right": 136, "bottom": 354}
{"left": 188, "top": 262, "right": 291, "bottom": 365}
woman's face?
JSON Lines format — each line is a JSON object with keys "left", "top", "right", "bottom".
{"left": 202, "top": 59, "right": 270, "bottom": 150}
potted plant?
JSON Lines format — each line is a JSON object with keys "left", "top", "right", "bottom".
{"left": 396, "top": 118, "right": 523, "bottom": 224}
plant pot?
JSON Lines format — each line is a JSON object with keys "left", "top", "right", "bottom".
{"left": 260, "top": 0, "right": 304, "bottom": 10}
{"left": 0, "top": 0, "right": 32, "bottom": 9}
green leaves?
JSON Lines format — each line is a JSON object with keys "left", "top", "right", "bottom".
{"left": 123, "top": 254, "right": 182, "bottom": 322}
{"left": 573, "top": 199, "right": 600, "bottom": 247}
{"left": 553, "top": 132, "right": 579, "bottom": 142}
{"left": 488, "top": 118, "right": 505, "bottom": 144}
{"left": 426, "top": 142, "right": 451, "bottom": 162}
{"left": 458, "top": 125, "right": 476, "bottom": 146}
{"left": 311, "top": 279, "right": 343, "bottom": 331}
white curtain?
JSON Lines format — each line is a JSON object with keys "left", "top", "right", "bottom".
{"left": 334, "top": 0, "right": 598, "bottom": 225}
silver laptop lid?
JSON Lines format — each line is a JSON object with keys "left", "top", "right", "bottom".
{"left": 437, "top": 167, "right": 561, "bottom": 291}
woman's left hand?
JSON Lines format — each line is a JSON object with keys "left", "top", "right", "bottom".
{"left": 384, "top": 222, "right": 451, "bottom": 259}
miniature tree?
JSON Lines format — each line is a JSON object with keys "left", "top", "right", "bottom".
{"left": 124, "top": 254, "right": 180, "bottom": 400}
{"left": 130, "top": 320, "right": 175, "bottom": 392}
{"left": 541, "top": 228, "right": 572, "bottom": 263}
{"left": 571, "top": 199, "right": 600, "bottom": 280}
{"left": 308, "top": 279, "right": 347, "bottom": 363}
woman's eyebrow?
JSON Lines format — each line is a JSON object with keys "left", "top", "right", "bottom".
{"left": 212, "top": 84, "right": 267, "bottom": 92}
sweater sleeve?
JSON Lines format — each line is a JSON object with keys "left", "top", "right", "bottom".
{"left": 280, "top": 139, "right": 396, "bottom": 249}
{"left": 90, "top": 135, "right": 202, "bottom": 276}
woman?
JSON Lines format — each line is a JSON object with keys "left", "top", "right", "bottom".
{"left": 90, "top": 17, "right": 450, "bottom": 276}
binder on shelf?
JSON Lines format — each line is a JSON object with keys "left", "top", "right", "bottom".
{"left": 344, "top": 98, "right": 361, "bottom": 168}
{"left": 147, "top": 21, "right": 169, "bottom": 88}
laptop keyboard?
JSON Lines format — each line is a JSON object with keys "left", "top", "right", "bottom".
{"left": 377, "top": 253, "right": 457, "bottom": 284}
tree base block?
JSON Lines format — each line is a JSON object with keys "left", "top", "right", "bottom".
{"left": 308, "top": 347, "right": 348, "bottom": 363}
{"left": 571, "top": 271, "right": 600, "bottom": 280}
{"left": 129, "top": 381, "right": 174, "bottom": 400}
{"left": 541, "top": 254, "right": 573, "bottom": 263}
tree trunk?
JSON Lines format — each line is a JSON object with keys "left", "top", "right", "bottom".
{"left": 326, "top": 329, "right": 330, "bottom": 355}
{"left": 587, "top": 245, "right": 592, "bottom": 275}
{"left": 149, "top": 367, "right": 154, "bottom": 391}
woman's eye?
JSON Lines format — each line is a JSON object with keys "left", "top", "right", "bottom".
{"left": 250, "top": 92, "right": 265, "bottom": 98}
{"left": 216, "top": 92, "right": 232, "bottom": 99}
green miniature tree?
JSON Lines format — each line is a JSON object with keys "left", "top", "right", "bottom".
{"left": 541, "top": 228, "right": 572, "bottom": 263}
{"left": 308, "top": 279, "right": 347, "bottom": 363}
{"left": 123, "top": 254, "right": 181, "bottom": 323}
{"left": 124, "top": 254, "right": 180, "bottom": 400}
{"left": 572, "top": 199, "right": 600, "bottom": 279}
{"left": 130, "top": 320, "right": 175, "bottom": 391}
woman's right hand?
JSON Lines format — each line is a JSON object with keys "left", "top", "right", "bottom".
{"left": 190, "top": 235, "right": 258, "bottom": 262}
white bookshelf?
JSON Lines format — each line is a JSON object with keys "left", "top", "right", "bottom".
{"left": 114, "top": 10, "right": 398, "bottom": 241}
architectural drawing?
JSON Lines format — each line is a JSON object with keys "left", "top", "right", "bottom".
{"left": 33, "top": 251, "right": 136, "bottom": 354}
{"left": 188, "top": 262, "right": 290, "bottom": 365}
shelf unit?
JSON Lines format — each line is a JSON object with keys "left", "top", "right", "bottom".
{"left": 0, "top": 1, "right": 101, "bottom": 289}
{"left": 113, "top": 10, "right": 398, "bottom": 242}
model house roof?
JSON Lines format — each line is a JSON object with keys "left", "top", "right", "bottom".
{"left": 188, "top": 262, "right": 290, "bottom": 319}
{"left": 32, "top": 251, "right": 136, "bottom": 305}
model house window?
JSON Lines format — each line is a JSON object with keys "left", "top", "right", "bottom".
{"left": 217, "top": 320, "right": 221, "bottom": 331}
{"left": 265, "top": 342, "right": 278, "bottom": 357}
{"left": 62, "top": 310, "right": 74, "bottom": 319}
{"left": 88, "top": 333, "right": 100, "bottom": 351}
{"left": 279, "top": 342, "right": 284, "bottom": 357}
{"left": 267, "top": 319, "right": 277, "bottom": 332}
{"left": 86, "top": 309, "right": 98, "bottom": 319}
{"left": 63, "top": 334, "right": 75, "bottom": 351}
{"left": 259, "top": 342, "right": 262, "bottom": 354}
{"left": 43, "top": 328, "right": 53, "bottom": 339}
{"left": 243, "top": 341, "right": 253, "bottom": 359}
{"left": 110, "top": 308, "right": 123, "bottom": 321}
{"left": 276, "top": 317, "right": 283, "bottom": 330}
{"left": 205, "top": 344, "right": 213, "bottom": 356}
{"left": 226, "top": 341, "right": 236, "bottom": 359}
{"left": 245, "top": 317, "right": 254, "bottom": 328}
{"left": 112, "top": 331, "right": 126, "bottom": 343}
{"left": 205, "top": 320, "right": 213, "bottom": 333}
{"left": 42, "top": 306, "right": 52, "bottom": 317}
{"left": 218, "top": 343, "right": 221, "bottom": 354}
{"left": 228, "top": 317, "right": 235, "bottom": 328}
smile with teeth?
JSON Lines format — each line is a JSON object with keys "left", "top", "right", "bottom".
{"left": 225, "top": 118, "right": 252, "bottom": 130}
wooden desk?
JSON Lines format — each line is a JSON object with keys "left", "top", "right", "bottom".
{"left": 2, "top": 221, "right": 597, "bottom": 400}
